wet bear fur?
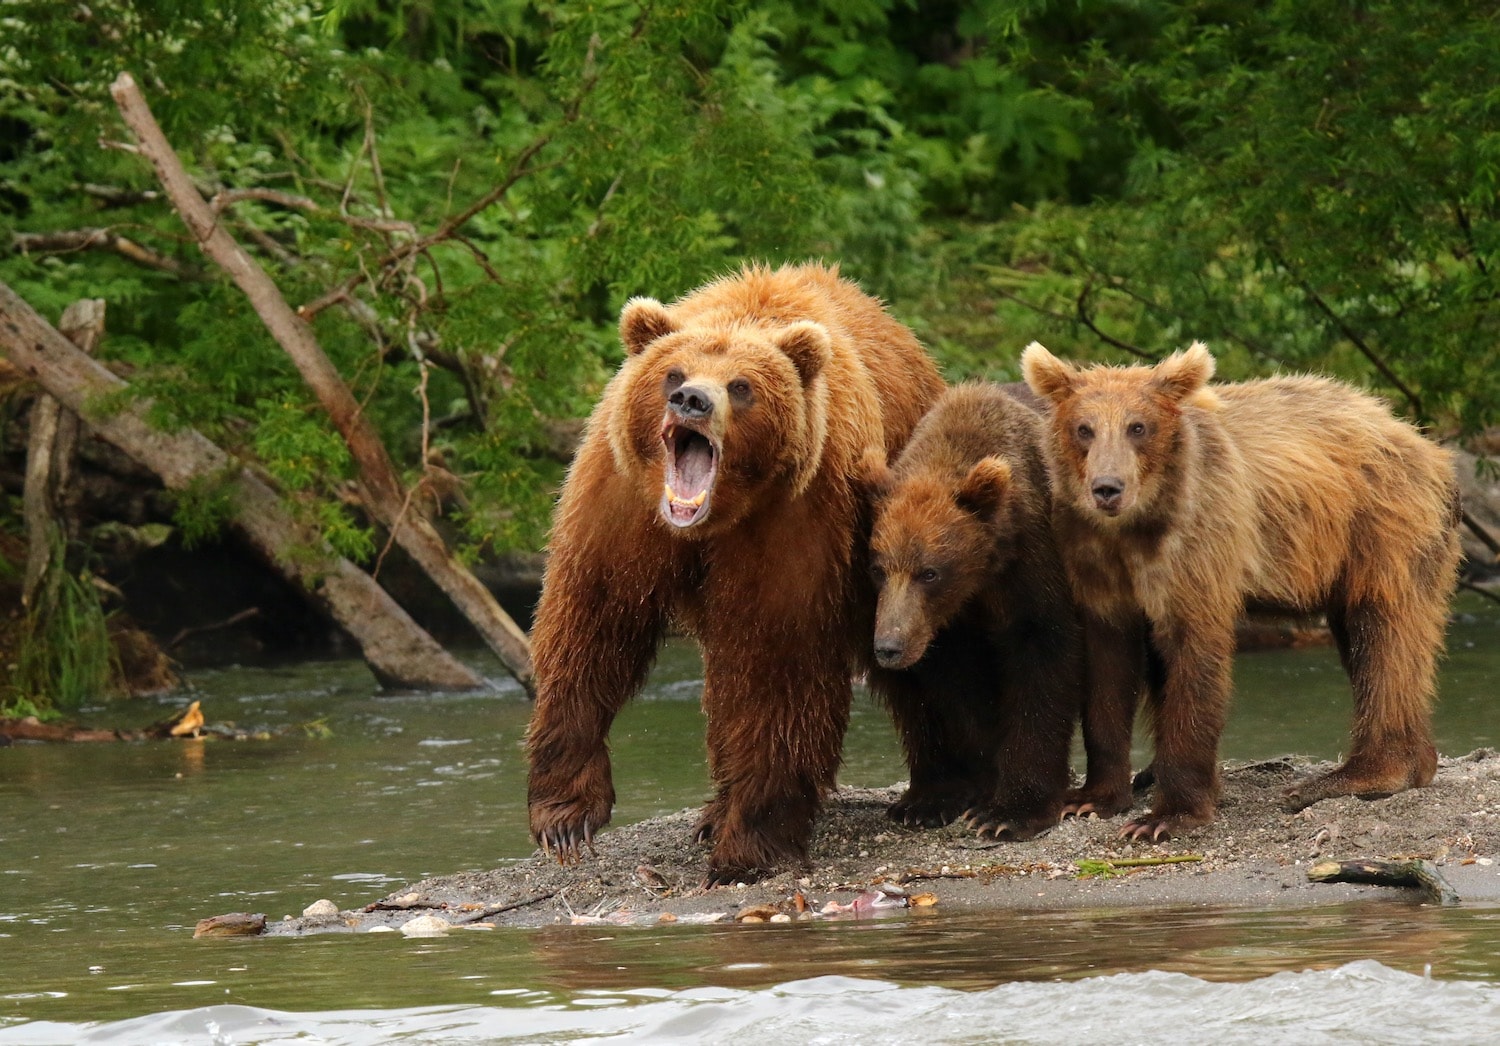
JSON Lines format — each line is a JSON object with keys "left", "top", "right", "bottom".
{"left": 862, "top": 382, "right": 1084, "bottom": 840}
{"left": 1022, "top": 341, "right": 1462, "bottom": 841}
{"left": 526, "top": 263, "right": 945, "bottom": 885}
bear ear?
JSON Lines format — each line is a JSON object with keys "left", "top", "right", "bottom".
{"left": 1152, "top": 341, "right": 1215, "bottom": 401}
{"left": 1021, "top": 341, "right": 1078, "bottom": 403}
{"left": 856, "top": 447, "right": 895, "bottom": 503}
{"left": 776, "top": 321, "right": 833, "bottom": 385}
{"left": 955, "top": 456, "right": 1012, "bottom": 521}
{"left": 619, "top": 297, "right": 677, "bottom": 356}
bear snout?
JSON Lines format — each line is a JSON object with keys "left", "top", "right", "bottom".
{"left": 1090, "top": 477, "right": 1125, "bottom": 514}
{"left": 668, "top": 383, "right": 716, "bottom": 421}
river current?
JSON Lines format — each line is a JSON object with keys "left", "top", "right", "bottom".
{"left": 1, "top": 596, "right": 1497, "bottom": 1043}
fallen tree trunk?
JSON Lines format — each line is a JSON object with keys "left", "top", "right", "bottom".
{"left": 0, "top": 279, "right": 483, "bottom": 692}
{"left": 110, "top": 71, "right": 534, "bottom": 697}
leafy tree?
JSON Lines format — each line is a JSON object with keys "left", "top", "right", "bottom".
{"left": 942, "top": 0, "right": 1499, "bottom": 438}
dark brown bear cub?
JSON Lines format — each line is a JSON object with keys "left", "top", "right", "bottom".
{"left": 526, "top": 263, "right": 944, "bottom": 886}
{"left": 863, "top": 383, "right": 1083, "bottom": 839}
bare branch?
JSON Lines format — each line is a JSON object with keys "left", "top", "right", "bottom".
{"left": 109, "top": 70, "right": 534, "bottom": 694}
{"left": 1278, "top": 257, "right": 1425, "bottom": 419}
{"left": 12, "top": 227, "right": 194, "bottom": 277}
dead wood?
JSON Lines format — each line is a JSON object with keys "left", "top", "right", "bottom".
{"left": 1307, "top": 858, "right": 1461, "bottom": 905}
{"left": 0, "top": 278, "right": 482, "bottom": 691}
{"left": 109, "top": 71, "right": 534, "bottom": 697}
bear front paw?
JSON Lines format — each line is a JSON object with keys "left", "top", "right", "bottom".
{"left": 887, "top": 782, "right": 985, "bottom": 829}
{"left": 963, "top": 804, "right": 1060, "bottom": 842}
{"left": 1117, "top": 807, "right": 1213, "bottom": 843}
{"left": 529, "top": 782, "right": 614, "bottom": 865}
{"left": 1060, "top": 783, "right": 1134, "bottom": 820}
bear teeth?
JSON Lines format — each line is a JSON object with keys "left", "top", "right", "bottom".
{"left": 664, "top": 483, "right": 706, "bottom": 509}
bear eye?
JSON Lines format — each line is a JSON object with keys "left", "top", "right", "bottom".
{"left": 870, "top": 564, "right": 887, "bottom": 586}
{"left": 663, "top": 368, "right": 685, "bottom": 391}
{"left": 917, "top": 568, "right": 939, "bottom": 585}
{"left": 1127, "top": 421, "right": 1146, "bottom": 438}
{"left": 1076, "top": 423, "right": 1094, "bottom": 442}
{"left": 728, "top": 378, "right": 752, "bottom": 401}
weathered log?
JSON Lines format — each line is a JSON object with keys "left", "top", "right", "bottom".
{"left": 1307, "top": 858, "right": 1460, "bottom": 905}
{"left": 20, "top": 299, "right": 104, "bottom": 608}
{"left": 0, "top": 279, "right": 482, "bottom": 691}
{"left": 109, "top": 71, "right": 534, "bottom": 697}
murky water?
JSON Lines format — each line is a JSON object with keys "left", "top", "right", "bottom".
{"left": 1, "top": 597, "right": 1497, "bottom": 1042}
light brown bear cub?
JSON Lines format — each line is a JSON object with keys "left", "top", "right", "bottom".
{"left": 1022, "top": 341, "right": 1460, "bottom": 841}
{"left": 526, "top": 263, "right": 944, "bottom": 886}
{"left": 862, "top": 383, "right": 1083, "bottom": 840}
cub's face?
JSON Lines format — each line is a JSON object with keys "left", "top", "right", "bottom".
{"left": 609, "top": 298, "right": 831, "bottom": 535}
{"left": 1022, "top": 341, "right": 1214, "bottom": 523}
{"left": 864, "top": 456, "right": 1011, "bottom": 671}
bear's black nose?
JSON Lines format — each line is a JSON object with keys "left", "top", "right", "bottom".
{"left": 1091, "top": 478, "right": 1124, "bottom": 511}
{"left": 873, "top": 637, "right": 905, "bottom": 666}
{"left": 669, "top": 384, "right": 714, "bottom": 420}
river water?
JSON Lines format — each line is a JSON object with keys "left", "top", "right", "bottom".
{"left": 1, "top": 597, "right": 1497, "bottom": 1043}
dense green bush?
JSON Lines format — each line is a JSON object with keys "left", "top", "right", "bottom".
{"left": 2, "top": 0, "right": 1492, "bottom": 573}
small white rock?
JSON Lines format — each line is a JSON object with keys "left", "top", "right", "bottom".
{"left": 400, "top": 914, "right": 452, "bottom": 937}
{"left": 364, "top": 925, "right": 397, "bottom": 934}
{"left": 302, "top": 899, "right": 339, "bottom": 920}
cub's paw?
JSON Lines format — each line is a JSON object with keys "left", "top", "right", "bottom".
{"left": 1060, "top": 784, "right": 1133, "bottom": 820}
{"left": 888, "top": 783, "right": 984, "bottom": 829}
{"left": 1117, "top": 808, "right": 1212, "bottom": 843}
{"left": 964, "top": 805, "right": 1059, "bottom": 842}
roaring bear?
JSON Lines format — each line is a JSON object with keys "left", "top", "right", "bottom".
{"left": 862, "top": 383, "right": 1083, "bottom": 839}
{"left": 526, "top": 263, "right": 945, "bottom": 885}
{"left": 1022, "top": 341, "right": 1461, "bottom": 842}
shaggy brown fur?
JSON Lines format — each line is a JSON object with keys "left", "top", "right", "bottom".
{"left": 862, "top": 384, "right": 1083, "bottom": 839}
{"left": 1022, "top": 341, "right": 1461, "bottom": 841}
{"left": 526, "top": 263, "right": 944, "bottom": 885}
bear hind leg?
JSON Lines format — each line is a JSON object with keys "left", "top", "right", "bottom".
{"left": 1283, "top": 596, "right": 1442, "bottom": 811}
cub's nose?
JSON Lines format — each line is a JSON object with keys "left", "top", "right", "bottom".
{"left": 1091, "top": 478, "right": 1124, "bottom": 513}
{"left": 873, "top": 636, "right": 906, "bottom": 667}
{"left": 668, "top": 384, "right": 714, "bottom": 420}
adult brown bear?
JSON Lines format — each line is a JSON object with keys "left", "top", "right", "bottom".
{"left": 526, "top": 263, "right": 945, "bottom": 885}
{"left": 862, "top": 383, "right": 1083, "bottom": 840}
{"left": 1022, "top": 341, "right": 1461, "bottom": 841}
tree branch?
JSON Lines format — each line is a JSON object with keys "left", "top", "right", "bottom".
{"left": 1273, "top": 251, "right": 1425, "bottom": 419}
{"left": 109, "top": 71, "right": 534, "bottom": 695}
{"left": 12, "top": 228, "right": 194, "bottom": 277}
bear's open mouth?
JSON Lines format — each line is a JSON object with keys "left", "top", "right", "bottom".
{"left": 660, "top": 421, "right": 719, "bottom": 529}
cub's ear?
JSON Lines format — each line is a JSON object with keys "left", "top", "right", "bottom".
{"left": 620, "top": 297, "right": 676, "bottom": 356}
{"left": 856, "top": 447, "right": 896, "bottom": 503}
{"left": 776, "top": 321, "right": 833, "bottom": 385}
{"left": 955, "top": 456, "right": 1012, "bottom": 521}
{"left": 1021, "top": 341, "right": 1078, "bottom": 403}
{"left": 1152, "top": 341, "right": 1214, "bottom": 401}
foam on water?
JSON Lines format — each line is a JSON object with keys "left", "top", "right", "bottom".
{"left": 3, "top": 961, "right": 1497, "bottom": 1045}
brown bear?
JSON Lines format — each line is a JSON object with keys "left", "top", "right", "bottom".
{"left": 526, "top": 263, "right": 945, "bottom": 885}
{"left": 862, "top": 383, "right": 1083, "bottom": 839}
{"left": 1022, "top": 341, "right": 1461, "bottom": 842}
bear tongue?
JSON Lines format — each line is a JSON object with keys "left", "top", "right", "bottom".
{"left": 662, "top": 433, "right": 716, "bottom": 526}
{"left": 671, "top": 437, "right": 715, "bottom": 496}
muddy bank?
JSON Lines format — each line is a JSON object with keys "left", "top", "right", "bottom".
{"left": 254, "top": 750, "right": 1500, "bottom": 937}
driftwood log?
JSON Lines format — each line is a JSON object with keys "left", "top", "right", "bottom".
{"left": 0, "top": 280, "right": 482, "bottom": 691}
{"left": 1307, "top": 858, "right": 1461, "bottom": 905}
{"left": 109, "top": 71, "right": 533, "bottom": 697}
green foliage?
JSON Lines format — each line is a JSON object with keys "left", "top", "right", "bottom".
{"left": 8, "top": 545, "right": 116, "bottom": 714}
{"left": 1, "top": 0, "right": 1492, "bottom": 578}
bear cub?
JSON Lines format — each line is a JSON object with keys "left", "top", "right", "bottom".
{"left": 1023, "top": 341, "right": 1461, "bottom": 842}
{"left": 863, "top": 383, "right": 1083, "bottom": 839}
